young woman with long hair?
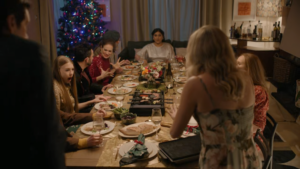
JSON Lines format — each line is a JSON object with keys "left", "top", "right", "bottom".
{"left": 53, "top": 56, "right": 105, "bottom": 113}
{"left": 237, "top": 53, "right": 269, "bottom": 137}
{"left": 168, "top": 26, "right": 261, "bottom": 168}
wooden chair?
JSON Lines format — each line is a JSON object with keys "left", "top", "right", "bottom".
{"left": 254, "top": 113, "right": 278, "bottom": 169}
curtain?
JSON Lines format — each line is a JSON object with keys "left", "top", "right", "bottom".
{"left": 200, "top": 0, "right": 233, "bottom": 35}
{"left": 39, "top": 0, "right": 57, "bottom": 64}
{"left": 120, "top": 0, "right": 150, "bottom": 49}
{"left": 148, "top": 0, "right": 201, "bottom": 41}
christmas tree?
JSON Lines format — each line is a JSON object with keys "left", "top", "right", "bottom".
{"left": 57, "top": 0, "right": 107, "bottom": 58}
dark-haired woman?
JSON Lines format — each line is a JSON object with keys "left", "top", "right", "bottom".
{"left": 89, "top": 40, "right": 123, "bottom": 86}
{"left": 135, "top": 28, "right": 175, "bottom": 63}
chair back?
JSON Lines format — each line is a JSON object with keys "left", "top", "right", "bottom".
{"left": 254, "top": 113, "right": 278, "bottom": 169}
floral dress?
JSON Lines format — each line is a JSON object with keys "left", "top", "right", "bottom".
{"left": 193, "top": 78, "right": 261, "bottom": 169}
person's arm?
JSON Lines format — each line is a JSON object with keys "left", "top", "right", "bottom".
{"left": 169, "top": 77, "right": 198, "bottom": 138}
{"left": 78, "top": 99, "right": 98, "bottom": 110}
{"left": 30, "top": 45, "right": 66, "bottom": 168}
{"left": 252, "top": 86, "right": 268, "bottom": 133}
{"left": 135, "top": 45, "right": 147, "bottom": 61}
{"left": 59, "top": 109, "right": 93, "bottom": 127}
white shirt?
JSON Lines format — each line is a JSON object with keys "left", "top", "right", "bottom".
{"left": 137, "top": 43, "right": 175, "bottom": 62}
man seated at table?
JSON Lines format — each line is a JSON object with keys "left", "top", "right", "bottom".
{"left": 73, "top": 43, "right": 113, "bottom": 112}
{"left": 60, "top": 109, "right": 106, "bottom": 152}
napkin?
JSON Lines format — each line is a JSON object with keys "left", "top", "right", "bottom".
{"left": 119, "top": 134, "right": 149, "bottom": 166}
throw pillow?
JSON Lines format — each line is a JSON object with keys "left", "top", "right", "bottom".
{"left": 175, "top": 47, "right": 187, "bottom": 57}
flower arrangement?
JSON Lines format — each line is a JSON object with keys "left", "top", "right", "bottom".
{"left": 141, "top": 62, "right": 163, "bottom": 79}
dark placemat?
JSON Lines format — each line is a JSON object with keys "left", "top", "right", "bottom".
{"left": 272, "top": 163, "right": 299, "bottom": 169}
{"left": 273, "top": 150, "right": 296, "bottom": 164}
{"left": 159, "top": 135, "right": 201, "bottom": 161}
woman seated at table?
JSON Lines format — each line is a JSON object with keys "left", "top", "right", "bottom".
{"left": 89, "top": 40, "right": 123, "bottom": 86}
{"left": 53, "top": 56, "right": 107, "bottom": 113}
{"left": 135, "top": 28, "right": 175, "bottom": 63}
{"left": 237, "top": 53, "right": 269, "bottom": 139}
{"left": 60, "top": 109, "right": 105, "bottom": 151}
{"left": 168, "top": 26, "right": 261, "bottom": 168}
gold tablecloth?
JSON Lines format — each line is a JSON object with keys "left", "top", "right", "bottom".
{"left": 72, "top": 68, "right": 198, "bottom": 168}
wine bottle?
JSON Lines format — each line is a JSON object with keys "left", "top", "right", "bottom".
{"left": 277, "top": 21, "right": 281, "bottom": 41}
{"left": 247, "top": 21, "right": 252, "bottom": 39}
{"left": 273, "top": 22, "right": 278, "bottom": 41}
{"left": 166, "top": 63, "right": 173, "bottom": 77}
{"left": 252, "top": 25, "right": 257, "bottom": 40}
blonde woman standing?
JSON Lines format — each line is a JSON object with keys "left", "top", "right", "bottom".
{"left": 168, "top": 26, "right": 261, "bottom": 169}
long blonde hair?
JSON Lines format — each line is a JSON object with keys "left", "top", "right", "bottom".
{"left": 53, "top": 55, "right": 79, "bottom": 113}
{"left": 186, "top": 25, "right": 245, "bottom": 100}
{"left": 240, "top": 53, "right": 268, "bottom": 91}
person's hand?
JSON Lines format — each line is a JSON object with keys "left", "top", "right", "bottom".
{"left": 95, "top": 109, "right": 107, "bottom": 117}
{"left": 101, "top": 84, "right": 113, "bottom": 93}
{"left": 120, "top": 59, "right": 130, "bottom": 66}
{"left": 110, "top": 58, "right": 121, "bottom": 70}
{"left": 167, "top": 104, "right": 178, "bottom": 120}
{"left": 95, "top": 94, "right": 111, "bottom": 101}
{"left": 87, "top": 133, "right": 103, "bottom": 147}
{"left": 100, "top": 67, "right": 113, "bottom": 79}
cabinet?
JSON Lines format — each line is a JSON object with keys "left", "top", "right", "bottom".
{"left": 232, "top": 38, "right": 280, "bottom": 77}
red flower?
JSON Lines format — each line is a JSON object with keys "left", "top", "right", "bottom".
{"left": 159, "top": 70, "right": 162, "bottom": 77}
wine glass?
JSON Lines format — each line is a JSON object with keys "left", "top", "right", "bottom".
{"left": 114, "top": 80, "right": 122, "bottom": 94}
{"left": 93, "top": 114, "right": 105, "bottom": 147}
{"left": 115, "top": 95, "right": 124, "bottom": 106}
{"left": 138, "top": 55, "right": 145, "bottom": 65}
{"left": 151, "top": 108, "right": 162, "bottom": 140}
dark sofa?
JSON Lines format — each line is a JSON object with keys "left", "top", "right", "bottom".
{"left": 118, "top": 39, "right": 188, "bottom": 61}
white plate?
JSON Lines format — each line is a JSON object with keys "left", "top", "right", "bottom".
{"left": 123, "top": 82, "right": 139, "bottom": 88}
{"left": 94, "top": 101, "right": 121, "bottom": 110}
{"left": 107, "top": 87, "right": 132, "bottom": 95}
{"left": 120, "top": 75, "right": 138, "bottom": 81}
{"left": 174, "top": 77, "right": 187, "bottom": 83}
{"left": 131, "top": 63, "right": 141, "bottom": 66}
{"left": 177, "top": 87, "right": 183, "bottom": 94}
{"left": 80, "top": 121, "right": 115, "bottom": 135}
{"left": 122, "top": 65, "right": 138, "bottom": 70}
{"left": 118, "top": 122, "right": 160, "bottom": 138}
{"left": 119, "top": 141, "right": 158, "bottom": 159}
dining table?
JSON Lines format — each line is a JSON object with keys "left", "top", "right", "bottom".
{"left": 65, "top": 62, "right": 199, "bottom": 169}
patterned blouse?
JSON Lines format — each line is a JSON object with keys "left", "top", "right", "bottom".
{"left": 53, "top": 80, "right": 75, "bottom": 113}
{"left": 88, "top": 54, "right": 111, "bottom": 86}
{"left": 253, "top": 85, "right": 269, "bottom": 151}
{"left": 253, "top": 85, "right": 269, "bottom": 134}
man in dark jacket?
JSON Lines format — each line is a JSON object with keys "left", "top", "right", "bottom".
{"left": 73, "top": 43, "right": 112, "bottom": 113}
{"left": 0, "top": 1, "right": 66, "bottom": 168}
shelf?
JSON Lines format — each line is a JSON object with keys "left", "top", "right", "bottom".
{"left": 230, "top": 38, "right": 280, "bottom": 43}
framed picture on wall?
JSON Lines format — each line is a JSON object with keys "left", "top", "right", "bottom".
{"left": 233, "top": 0, "right": 256, "bottom": 21}
{"left": 95, "top": 0, "right": 111, "bottom": 22}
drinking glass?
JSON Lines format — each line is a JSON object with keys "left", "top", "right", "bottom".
{"left": 93, "top": 114, "right": 105, "bottom": 147}
{"left": 138, "top": 55, "right": 145, "bottom": 65}
{"left": 151, "top": 108, "right": 162, "bottom": 140}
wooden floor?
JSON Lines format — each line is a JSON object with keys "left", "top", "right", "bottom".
{"left": 267, "top": 82, "right": 300, "bottom": 168}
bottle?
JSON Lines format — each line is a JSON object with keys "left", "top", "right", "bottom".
{"left": 257, "top": 20, "right": 263, "bottom": 40}
{"left": 252, "top": 25, "right": 257, "bottom": 40}
{"left": 247, "top": 21, "right": 252, "bottom": 39}
{"left": 274, "top": 22, "right": 278, "bottom": 41}
{"left": 277, "top": 21, "right": 281, "bottom": 41}
{"left": 166, "top": 63, "right": 173, "bottom": 77}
